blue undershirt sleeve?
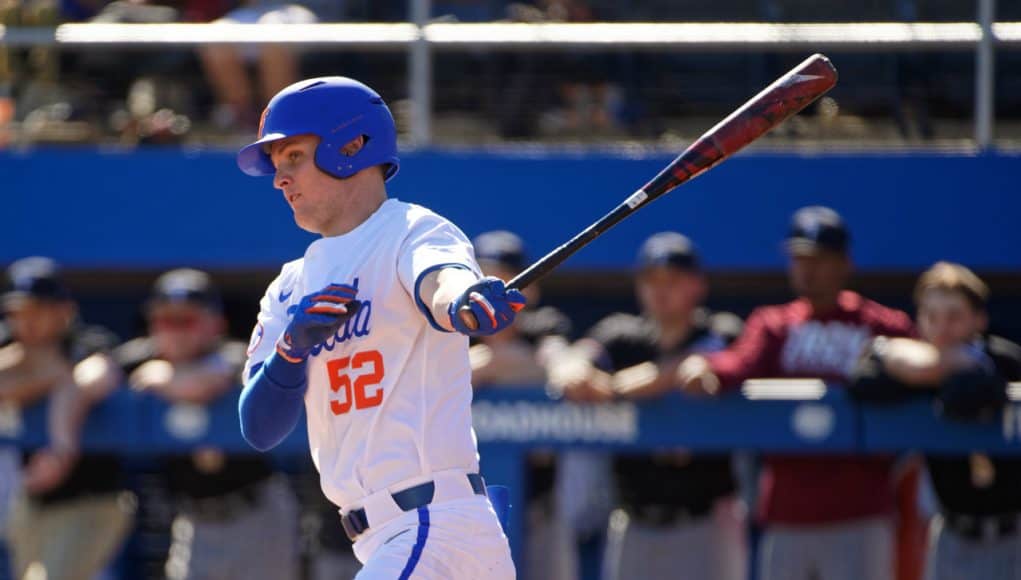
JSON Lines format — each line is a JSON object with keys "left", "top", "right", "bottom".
{"left": 238, "top": 352, "right": 309, "bottom": 452}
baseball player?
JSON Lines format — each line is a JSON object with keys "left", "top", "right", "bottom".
{"left": 235, "top": 77, "right": 521, "bottom": 579}
{"left": 550, "top": 232, "right": 745, "bottom": 580}
{"left": 678, "top": 206, "right": 914, "bottom": 580}
{"left": 850, "top": 262, "right": 1021, "bottom": 580}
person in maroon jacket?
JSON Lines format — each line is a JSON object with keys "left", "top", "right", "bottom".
{"left": 678, "top": 206, "right": 914, "bottom": 580}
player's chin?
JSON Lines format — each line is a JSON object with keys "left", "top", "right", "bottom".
{"left": 292, "top": 211, "right": 322, "bottom": 235}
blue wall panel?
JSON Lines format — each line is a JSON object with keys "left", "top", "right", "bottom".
{"left": 3, "top": 148, "right": 1019, "bottom": 271}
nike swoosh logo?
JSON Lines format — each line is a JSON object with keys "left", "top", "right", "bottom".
{"left": 278, "top": 289, "right": 293, "bottom": 303}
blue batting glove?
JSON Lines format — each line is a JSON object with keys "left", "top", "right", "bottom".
{"left": 448, "top": 277, "right": 526, "bottom": 337}
{"left": 276, "top": 283, "right": 360, "bottom": 362}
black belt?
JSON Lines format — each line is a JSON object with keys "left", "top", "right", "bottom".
{"left": 944, "top": 512, "right": 1019, "bottom": 542}
{"left": 341, "top": 473, "right": 486, "bottom": 541}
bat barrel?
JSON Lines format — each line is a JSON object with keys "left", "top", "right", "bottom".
{"left": 639, "top": 53, "right": 837, "bottom": 201}
{"left": 511, "top": 54, "right": 836, "bottom": 292}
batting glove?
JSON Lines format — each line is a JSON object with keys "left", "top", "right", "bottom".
{"left": 277, "top": 283, "right": 360, "bottom": 363}
{"left": 448, "top": 277, "right": 526, "bottom": 337}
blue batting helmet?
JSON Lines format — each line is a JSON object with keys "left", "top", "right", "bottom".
{"left": 237, "top": 77, "right": 400, "bottom": 181}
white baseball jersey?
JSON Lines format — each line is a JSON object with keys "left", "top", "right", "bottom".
{"left": 243, "top": 198, "right": 482, "bottom": 509}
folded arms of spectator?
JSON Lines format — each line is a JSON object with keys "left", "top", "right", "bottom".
{"left": 0, "top": 343, "right": 70, "bottom": 406}
{"left": 23, "top": 352, "right": 121, "bottom": 495}
{"left": 850, "top": 336, "right": 1009, "bottom": 419}
{"left": 129, "top": 352, "right": 236, "bottom": 405}
{"left": 546, "top": 339, "right": 616, "bottom": 402}
{"left": 677, "top": 308, "right": 780, "bottom": 396}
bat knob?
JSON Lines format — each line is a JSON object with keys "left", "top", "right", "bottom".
{"left": 457, "top": 305, "right": 480, "bottom": 332}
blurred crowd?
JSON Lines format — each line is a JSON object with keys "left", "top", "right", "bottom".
{"left": 1, "top": 203, "right": 1019, "bottom": 580}
{"left": 4, "top": 0, "right": 1020, "bottom": 146}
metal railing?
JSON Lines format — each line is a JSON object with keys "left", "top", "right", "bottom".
{"left": 0, "top": 0, "right": 1014, "bottom": 147}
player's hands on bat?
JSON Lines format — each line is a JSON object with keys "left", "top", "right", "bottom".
{"left": 448, "top": 277, "right": 526, "bottom": 337}
{"left": 277, "top": 283, "right": 361, "bottom": 362}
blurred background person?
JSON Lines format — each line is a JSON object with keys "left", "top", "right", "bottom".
{"left": 678, "top": 206, "right": 915, "bottom": 580}
{"left": 199, "top": 0, "right": 342, "bottom": 132}
{"left": 551, "top": 232, "right": 745, "bottom": 580}
{"left": 469, "top": 230, "right": 576, "bottom": 580}
{"left": 470, "top": 230, "right": 572, "bottom": 387}
{"left": 115, "top": 268, "right": 299, "bottom": 580}
{"left": 1, "top": 257, "right": 134, "bottom": 580}
{"left": 851, "top": 261, "right": 1021, "bottom": 580}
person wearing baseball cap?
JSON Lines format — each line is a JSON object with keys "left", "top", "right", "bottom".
{"left": 469, "top": 230, "right": 572, "bottom": 386}
{"left": 784, "top": 205, "right": 850, "bottom": 256}
{"left": 473, "top": 230, "right": 528, "bottom": 276}
{"left": 2, "top": 257, "right": 133, "bottom": 580}
{"left": 548, "top": 232, "right": 746, "bottom": 580}
{"left": 783, "top": 206, "right": 855, "bottom": 316}
{"left": 678, "top": 207, "right": 915, "bottom": 580}
{"left": 114, "top": 268, "right": 300, "bottom": 580}
{"left": 849, "top": 262, "right": 1021, "bottom": 580}
{"left": 468, "top": 231, "right": 578, "bottom": 580}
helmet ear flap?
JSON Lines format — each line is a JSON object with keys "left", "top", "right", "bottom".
{"left": 313, "top": 138, "right": 350, "bottom": 179}
{"left": 316, "top": 133, "right": 377, "bottom": 180}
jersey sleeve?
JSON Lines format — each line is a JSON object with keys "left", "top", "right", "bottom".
{"left": 706, "top": 306, "right": 784, "bottom": 389}
{"left": 112, "top": 337, "right": 155, "bottom": 374}
{"left": 877, "top": 306, "right": 915, "bottom": 339}
{"left": 243, "top": 266, "right": 293, "bottom": 381}
{"left": 988, "top": 335, "right": 1021, "bottom": 382}
{"left": 396, "top": 210, "right": 481, "bottom": 329}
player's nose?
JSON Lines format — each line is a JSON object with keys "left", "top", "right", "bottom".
{"left": 273, "top": 170, "right": 292, "bottom": 190}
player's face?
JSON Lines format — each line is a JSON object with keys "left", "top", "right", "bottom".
{"left": 4, "top": 298, "right": 74, "bottom": 347}
{"left": 788, "top": 251, "right": 850, "bottom": 303}
{"left": 269, "top": 135, "right": 346, "bottom": 234}
{"left": 636, "top": 266, "right": 705, "bottom": 323}
{"left": 917, "top": 289, "right": 987, "bottom": 350}
{"left": 147, "top": 303, "right": 223, "bottom": 363}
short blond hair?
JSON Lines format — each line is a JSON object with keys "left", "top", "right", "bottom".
{"left": 914, "top": 261, "right": 989, "bottom": 311}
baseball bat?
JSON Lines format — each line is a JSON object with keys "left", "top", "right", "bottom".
{"left": 460, "top": 53, "right": 837, "bottom": 330}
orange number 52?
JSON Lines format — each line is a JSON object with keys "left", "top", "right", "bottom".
{"left": 326, "top": 349, "right": 385, "bottom": 416}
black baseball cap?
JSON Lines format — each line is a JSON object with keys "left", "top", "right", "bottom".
{"left": 785, "top": 206, "right": 850, "bottom": 256}
{"left": 637, "top": 232, "right": 701, "bottom": 272}
{"left": 3, "top": 257, "right": 71, "bottom": 307}
{"left": 148, "top": 268, "right": 222, "bottom": 312}
{"left": 473, "top": 230, "right": 527, "bottom": 272}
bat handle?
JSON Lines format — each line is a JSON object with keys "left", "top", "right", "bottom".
{"left": 457, "top": 305, "right": 480, "bottom": 332}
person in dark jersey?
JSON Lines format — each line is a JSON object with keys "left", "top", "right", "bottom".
{"left": 850, "top": 261, "right": 1021, "bottom": 580}
{"left": 2, "top": 257, "right": 134, "bottom": 580}
{"left": 551, "top": 232, "right": 745, "bottom": 580}
{"left": 469, "top": 230, "right": 572, "bottom": 387}
{"left": 468, "top": 230, "right": 576, "bottom": 580}
{"left": 116, "top": 269, "right": 299, "bottom": 580}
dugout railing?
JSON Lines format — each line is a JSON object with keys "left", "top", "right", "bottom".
{"left": 3, "top": 381, "right": 1020, "bottom": 567}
